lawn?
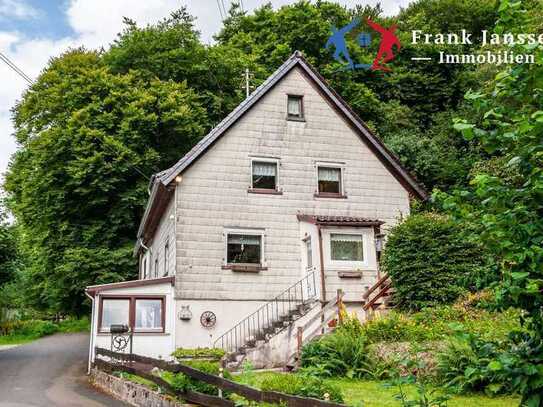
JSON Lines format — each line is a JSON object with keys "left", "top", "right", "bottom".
{"left": 235, "top": 372, "right": 520, "bottom": 407}
{"left": 0, "top": 317, "right": 90, "bottom": 345}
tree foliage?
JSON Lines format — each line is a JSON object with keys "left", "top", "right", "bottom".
{"left": 437, "top": 1, "right": 543, "bottom": 403}
{"left": 5, "top": 48, "right": 207, "bottom": 314}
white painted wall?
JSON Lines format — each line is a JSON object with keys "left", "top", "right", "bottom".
{"left": 91, "top": 282, "right": 176, "bottom": 361}
{"left": 174, "top": 300, "right": 266, "bottom": 349}
{"left": 173, "top": 66, "right": 410, "bottom": 303}
{"left": 140, "top": 198, "right": 175, "bottom": 279}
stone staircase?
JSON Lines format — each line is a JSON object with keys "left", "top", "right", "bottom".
{"left": 213, "top": 271, "right": 319, "bottom": 368}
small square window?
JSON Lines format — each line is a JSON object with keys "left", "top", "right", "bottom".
{"left": 227, "top": 234, "right": 262, "bottom": 265}
{"left": 287, "top": 95, "right": 303, "bottom": 120}
{"left": 318, "top": 166, "right": 342, "bottom": 194}
{"left": 330, "top": 234, "right": 364, "bottom": 262}
{"left": 252, "top": 161, "right": 277, "bottom": 190}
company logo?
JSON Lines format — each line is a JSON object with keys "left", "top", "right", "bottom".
{"left": 326, "top": 17, "right": 401, "bottom": 72}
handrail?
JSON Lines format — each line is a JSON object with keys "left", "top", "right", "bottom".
{"left": 362, "top": 281, "right": 392, "bottom": 311}
{"left": 213, "top": 271, "right": 318, "bottom": 354}
{"left": 362, "top": 273, "right": 390, "bottom": 300}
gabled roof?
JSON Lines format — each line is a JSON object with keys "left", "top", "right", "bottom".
{"left": 135, "top": 51, "right": 427, "bottom": 252}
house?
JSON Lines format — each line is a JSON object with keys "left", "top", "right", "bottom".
{"left": 86, "top": 51, "right": 426, "bottom": 368}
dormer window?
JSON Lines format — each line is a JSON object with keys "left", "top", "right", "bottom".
{"left": 287, "top": 95, "right": 304, "bottom": 120}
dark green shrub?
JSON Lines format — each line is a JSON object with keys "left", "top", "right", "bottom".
{"left": 170, "top": 360, "right": 232, "bottom": 396}
{"left": 436, "top": 331, "right": 511, "bottom": 395}
{"left": 259, "top": 373, "right": 343, "bottom": 403}
{"left": 382, "top": 213, "right": 487, "bottom": 311}
{"left": 300, "top": 325, "right": 369, "bottom": 378}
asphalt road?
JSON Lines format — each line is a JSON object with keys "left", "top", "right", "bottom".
{"left": 0, "top": 333, "right": 126, "bottom": 407}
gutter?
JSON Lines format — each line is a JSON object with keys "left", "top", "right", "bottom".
{"left": 84, "top": 290, "right": 95, "bottom": 375}
{"left": 317, "top": 225, "right": 326, "bottom": 302}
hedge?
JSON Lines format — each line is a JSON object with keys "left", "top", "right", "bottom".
{"left": 381, "top": 213, "right": 487, "bottom": 311}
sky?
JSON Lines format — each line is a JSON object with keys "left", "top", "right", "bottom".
{"left": 0, "top": 0, "right": 413, "bottom": 183}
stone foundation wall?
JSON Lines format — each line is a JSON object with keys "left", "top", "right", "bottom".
{"left": 90, "top": 368, "right": 190, "bottom": 407}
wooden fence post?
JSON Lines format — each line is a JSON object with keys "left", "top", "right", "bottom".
{"left": 218, "top": 368, "right": 224, "bottom": 398}
{"left": 337, "top": 289, "right": 344, "bottom": 325}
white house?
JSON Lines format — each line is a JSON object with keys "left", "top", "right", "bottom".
{"left": 86, "top": 51, "right": 426, "bottom": 368}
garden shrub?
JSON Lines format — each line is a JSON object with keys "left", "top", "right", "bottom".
{"left": 382, "top": 213, "right": 488, "bottom": 311}
{"left": 300, "top": 321, "right": 369, "bottom": 378}
{"left": 171, "top": 347, "right": 225, "bottom": 361}
{"left": 259, "top": 372, "right": 344, "bottom": 403}
{"left": 436, "top": 331, "right": 512, "bottom": 395}
{"left": 169, "top": 360, "right": 232, "bottom": 396}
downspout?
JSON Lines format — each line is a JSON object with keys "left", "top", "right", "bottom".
{"left": 139, "top": 239, "right": 152, "bottom": 279}
{"left": 84, "top": 290, "right": 95, "bottom": 375}
{"left": 317, "top": 225, "right": 326, "bottom": 302}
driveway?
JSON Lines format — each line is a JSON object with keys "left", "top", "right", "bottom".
{"left": 0, "top": 333, "right": 126, "bottom": 407}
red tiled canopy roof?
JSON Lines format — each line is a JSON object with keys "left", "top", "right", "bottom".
{"left": 297, "top": 214, "right": 384, "bottom": 226}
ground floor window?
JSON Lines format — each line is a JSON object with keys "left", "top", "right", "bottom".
{"left": 101, "top": 298, "right": 130, "bottom": 330}
{"left": 227, "top": 233, "right": 262, "bottom": 265}
{"left": 99, "top": 296, "right": 165, "bottom": 333}
{"left": 330, "top": 233, "right": 364, "bottom": 261}
{"left": 135, "top": 299, "right": 163, "bottom": 331}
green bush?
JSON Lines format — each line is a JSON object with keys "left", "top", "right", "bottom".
{"left": 382, "top": 213, "right": 488, "bottom": 311}
{"left": 301, "top": 322, "right": 369, "bottom": 378}
{"left": 0, "top": 319, "right": 58, "bottom": 337}
{"left": 169, "top": 360, "right": 232, "bottom": 396}
{"left": 436, "top": 332, "right": 511, "bottom": 395}
{"left": 171, "top": 347, "right": 225, "bottom": 361}
{"left": 259, "top": 373, "right": 344, "bottom": 403}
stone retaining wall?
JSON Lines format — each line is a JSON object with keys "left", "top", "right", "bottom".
{"left": 90, "top": 368, "right": 191, "bottom": 407}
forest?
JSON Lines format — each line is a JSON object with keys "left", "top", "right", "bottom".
{"left": 0, "top": 0, "right": 542, "bottom": 403}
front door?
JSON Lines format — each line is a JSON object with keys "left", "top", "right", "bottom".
{"left": 302, "top": 236, "right": 317, "bottom": 300}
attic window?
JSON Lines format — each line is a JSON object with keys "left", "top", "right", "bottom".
{"left": 287, "top": 95, "right": 304, "bottom": 120}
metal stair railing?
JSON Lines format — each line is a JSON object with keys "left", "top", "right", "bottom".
{"left": 213, "top": 271, "right": 318, "bottom": 354}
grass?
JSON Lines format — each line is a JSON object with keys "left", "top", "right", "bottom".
{"left": 0, "top": 317, "right": 90, "bottom": 346}
{"left": 235, "top": 372, "right": 520, "bottom": 407}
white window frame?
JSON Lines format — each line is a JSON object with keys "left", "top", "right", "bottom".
{"left": 249, "top": 157, "right": 280, "bottom": 191}
{"left": 322, "top": 228, "right": 374, "bottom": 270}
{"left": 315, "top": 161, "right": 345, "bottom": 196}
{"left": 223, "top": 228, "right": 266, "bottom": 267}
{"left": 303, "top": 237, "right": 313, "bottom": 270}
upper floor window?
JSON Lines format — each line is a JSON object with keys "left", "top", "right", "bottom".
{"left": 252, "top": 160, "right": 277, "bottom": 190}
{"left": 154, "top": 257, "right": 159, "bottom": 278}
{"left": 163, "top": 242, "right": 169, "bottom": 277}
{"left": 287, "top": 95, "right": 304, "bottom": 120}
{"left": 317, "top": 165, "right": 343, "bottom": 196}
{"left": 142, "top": 256, "right": 147, "bottom": 279}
